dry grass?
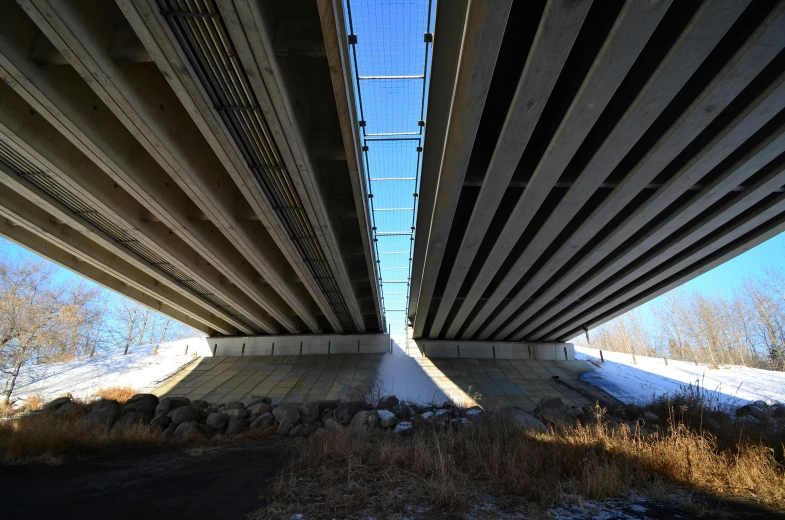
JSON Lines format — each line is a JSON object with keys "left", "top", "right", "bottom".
{"left": 93, "top": 386, "right": 139, "bottom": 404}
{"left": 0, "top": 415, "right": 161, "bottom": 464}
{"left": 258, "top": 415, "right": 785, "bottom": 519}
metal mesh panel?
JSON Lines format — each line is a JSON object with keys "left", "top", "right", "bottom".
{"left": 0, "top": 138, "right": 252, "bottom": 329}
{"left": 346, "top": 0, "right": 434, "bottom": 342}
{"left": 158, "top": 0, "right": 357, "bottom": 332}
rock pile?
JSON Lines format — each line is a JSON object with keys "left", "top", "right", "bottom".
{"left": 35, "top": 393, "right": 785, "bottom": 442}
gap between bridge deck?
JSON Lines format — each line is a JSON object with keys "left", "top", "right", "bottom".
{"left": 153, "top": 354, "right": 616, "bottom": 411}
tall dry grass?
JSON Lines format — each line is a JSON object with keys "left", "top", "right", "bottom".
{"left": 259, "top": 415, "right": 785, "bottom": 518}
{"left": 93, "top": 387, "right": 139, "bottom": 404}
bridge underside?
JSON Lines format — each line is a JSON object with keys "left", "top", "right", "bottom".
{"left": 0, "top": 0, "right": 383, "bottom": 336}
{"left": 411, "top": 0, "right": 785, "bottom": 342}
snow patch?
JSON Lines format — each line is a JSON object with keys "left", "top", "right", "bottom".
{"left": 376, "top": 409, "right": 396, "bottom": 421}
{"left": 575, "top": 346, "right": 785, "bottom": 406}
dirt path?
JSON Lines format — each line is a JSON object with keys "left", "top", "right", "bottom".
{"left": 0, "top": 441, "right": 284, "bottom": 519}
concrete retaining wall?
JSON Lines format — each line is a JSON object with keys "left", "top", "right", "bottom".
{"left": 415, "top": 341, "right": 575, "bottom": 360}
{"left": 205, "top": 334, "right": 392, "bottom": 356}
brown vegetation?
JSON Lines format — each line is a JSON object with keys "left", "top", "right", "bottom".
{"left": 93, "top": 387, "right": 139, "bottom": 405}
{"left": 258, "top": 408, "right": 785, "bottom": 518}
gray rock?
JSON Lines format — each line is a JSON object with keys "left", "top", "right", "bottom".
{"left": 298, "top": 402, "right": 320, "bottom": 424}
{"left": 301, "top": 423, "right": 321, "bottom": 437}
{"left": 450, "top": 418, "right": 472, "bottom": 431}
{"left": 323, "top": 417, "right": 343, "bottom": 431}
{"left": 739, "top": 415, "right": 760, "bottom": 427}
{"left": 224, "top": 417, "right": 248, "bottom": 436}
{"left": 222, "top": 402, "right": 245, "bottom": 411}
{"left": 248, "top": 402, "right": 271, "bottom": 415}
{"left": 155, "top": 396, "right": 190, "bottom": 415}
{"left": 394, "top": 421, "right": 414, "bottom": 437}
{"left": 317, "top": 399, "right": 340, "bottom": 411}
{"left": 288, "top": 424, "right": 306, "bottom": 437}
{"left": 82, "top": 401, "right": 121, "bottom": 428}
{"left": 55, "top": 401, "right": 87, "bottom": 420}
{"left": 464, "top": 406, "right": 484, "bottom": 422}
{"left": 277, "top": 414, "right": 299, "bottom": 435}
{"left": 191, "top": 400, "right": 209, "bottom": 410}
{"left": 533, "top": 397, "right": 566, "bottom": 414}
{"left": 312, "top": 427, "right": 328, "bottom": 439}
{"left": 566, "top": 406, "right": 585, "bottom": 421}
{"left": 42, "top": 396, "right": 71, "bottom": 411}
{"left": 161, "top": 423, "right": 177, "bottom": 441}
{"left": 377, "top": 409, "right": 399, "bottom": 428}
{"left": 772, "top": 405, "right": 785, "bottom": 419}
{"left": 750, "top": 400, "right": 768, "bottom": 408}
{"left": 273, "top": 403, "right": 300, "bottom": 424}
{"left": 391, "top": 404, "right": 414, "bottom": 420}
{"left": 173, "top": 421, "right": 201, "bottom": 440}
{"left": 250, "top": 412, "right": 275, "bottom": 430}
{"left": 197, "top": 423, "right": 217, "bottom": 439}
{"left": 150, "top": 413, "right": 172, "bottom": 428}
{"left": 122, "top": 394, "right": 159, "bottom": 416}
{"left": 225, "top": 408, "right": 251, "bottom": 419}
{"left": 349, "top": 410, "right": 379, "bottom": 434}
{"left": 116, "top": 411, "right": 147, "bottom": 427}
{"left": 499, "top": 407, "right": 547, "bottom": 432}
{"left": 206, "top": 412, "right": 229, "bottom": 431}
{"left": 538, "top": 408, "right": 578, "bottom": 428}
{"left": 171, "top": 406, "right": 201, "bottom": 425}
{"left": 642, "top": 411, "right": 660, "bottom": 424}
{"left": 94, "top": 399, "right": 120, "bottom": 410}
{"left": 240, "top": 395, "right": 271, "bottom": 408}
{"left": 419, "top": 411, "right": 435, "bottom": 422}
{"left": 736, "top": 404, "right": 766, "bottom": 421}
{"left": 378, "top": 395, "right": 399, "bottom": 410}
{"left": 335, "top": 402, "right": 364, "bottom": 425}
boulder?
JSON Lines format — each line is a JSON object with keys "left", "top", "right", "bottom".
{"left": 538, "top": 408, "right": 578, "bottom": 428}
{"left": 642, "top": 411, "right": 660, "bottom": 424}
{"left": 150, "top": 413, "right": 172, "bottom": 428}
{"left": 206, "top": 412, "right": 229, "bottom": 431}
{"left": 323, "top": 417, "right": 343, "bottom": 431}
{"left": 317, "top": 399, "right": 340, "bottom": 411}
{"left": 122, "top": 394, "right": 159, "bottom": 416}
{"left": 377, "top": 409, "right": 399, "bottom": 428}
{"left": 191, "top": 400, "right": 209, "bottom": 410}
{"left": 42, "top": 396, "right": 71, "bottom": 412}
{"left": 225, "top": 408, "right": 251, "bottom": 419}
{"left": 311, "top": 427, "right": 328, "bottom": 439}
{"left": 54, "top": 401, "right": 87, "bottom": 420}
{"left": 222, "top": 402, "right": 245, "bottom": 411}
{"left": 736, "top": 404, "right": 767, "bottom": 421}
{"left": 155, "top": 396, "right": 190, "bottom": 415}
{"left": 335, "top": 402, "right": 364, "bottom": 425}
{"left": 224, "top": 417, "right": 248, "bottom": 436}
{"left": 161, "top": 424, "right": 177, "bottom": 441}
{"left": 116, "top": 411, "right": 147, "bottom": 427}
{"left": 450, "top": 418, "right": 472, "bottom": 431}
{"left": 772, "top": 405, "right": 785, "bottom": 419}
{"left": 464, "top": 407, "right": 484, "bottom": 422}
{"left": 739, "top": 415, "right": 760, "bottom": 428}
{"left": 394, "top": 421, "right": 414, "bottom": 437}
{"left": 378, "top": 395, "right": 399, "bottom": 410}
{"left": 250, "top": 412, "right": 275, "bottom": 430}
{"left": 298, "top": 402, "right": 320, "bottom": 425}
{"left": 301, "top": 423, "right": 321, "bottom": 437}
{"left": 82, "top": 401, "right": 121, "bottom": 428}
{"left": 750, "top": 400, "right": 768, "bottom": 408}
{"left": 95, "top": 399, "right": 121, "bottom": 410}
{"left": 240, "top": 395, "right": 271, "bottom": 408}
{"left": 248, "top": 402, "right": 271, "bottom": 415}
{"left": 288, "top": 424, "right": 306, "bottom": 437}
{"left": 419, "top": 411, "right": 435, "bottom": 422}
{"left": 533, "top": 397, "right": 566, "bottom": 414}
{"left": 499, "top": 407, "right": 547, "bottom": 432}
{"left": 171, "top": 406, "right": 201, "bottom": 425}
{"left": 197, "top": 424, "right": 217, "bottom": 439}
{"left": 391, "top": 404, "right": 414, "bottom": 420}
{"left": 349, "top": 410, "right": 379, "bottom": 434}
{"left": 274, "top": 404, "right": 301, "bottom": 435}
{"left": 173, "top": 421, "right": 201, "bottom": 440}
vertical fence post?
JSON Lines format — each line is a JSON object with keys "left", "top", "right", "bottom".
{"left": 663, "top": 356, "right": 668, "bottom": 366}
{"left": 213, "top": 343, "right": 217, "bottom": 357}
{"left": 241, "top": 343, "right": 245, "bottom": 357}
{"left": 271, "top": 342, "right": 275, "bottom": 356}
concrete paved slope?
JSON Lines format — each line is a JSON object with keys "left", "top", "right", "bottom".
{"left": 410, "top": 0, "right": 785, "bottom": 342}
{"left": 0, "top": 0, "right": 383, "bottom": 335}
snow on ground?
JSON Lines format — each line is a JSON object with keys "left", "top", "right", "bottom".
{"left": 1, "top": 338, "right": 209, "bottom": 406}
{"left": 576, "top": 346, "right": 785, "bottom": 407}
